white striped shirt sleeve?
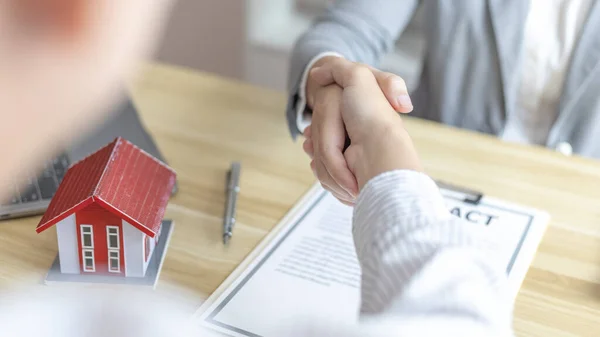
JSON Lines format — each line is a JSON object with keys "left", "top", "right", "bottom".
{"left": 352, "top": 170, "right": 515, "bottom": 336}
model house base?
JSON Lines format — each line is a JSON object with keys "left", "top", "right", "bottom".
{"left": 45, "top": 220, "right": 174, "bottom": 288}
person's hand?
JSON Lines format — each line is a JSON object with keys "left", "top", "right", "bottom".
{"left": 302, "top": 56, "right": 413, "bottom": 204}
{"left": 305, "top": 58, "right": 422, "bottom": 192}
{"left": 303, "top": 85, "right": 357, "bottom": 206}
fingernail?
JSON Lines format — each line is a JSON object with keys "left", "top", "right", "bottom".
{"left": 345, "top": 187, "right": 358, "bottom": 200}
{"left": 396, "top": 94, "right": 413, "bottom": 108}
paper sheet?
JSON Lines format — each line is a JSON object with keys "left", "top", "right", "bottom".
{"left": 196, "top": 185, "right": 549, "bottom": 337}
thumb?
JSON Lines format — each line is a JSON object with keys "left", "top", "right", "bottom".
{"left": 369, "top": 68, "right": 413, "bottom": 113}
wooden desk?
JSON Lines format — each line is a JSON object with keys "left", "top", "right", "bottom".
{"left": 2, "top": 63, "right": 600, "bottom": 336}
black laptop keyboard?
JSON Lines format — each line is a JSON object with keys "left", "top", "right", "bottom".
{"left": 3, "top": 154, "right": 70, "bottom": 206}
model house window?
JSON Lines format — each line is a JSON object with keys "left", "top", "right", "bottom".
{"left": 108, "top": 251, "right": 120, "bottom": 273}
{"left": 83, "top": 249, "right": 95, "bottom": 272}
{"left": 106, "top": 226, "right": 120, "bottom": 273}
{"left": 80, "top": 225, "right": 93, "bottom": 248}
{"left": 106, "top": 226, "right": 120, "bottom": 249}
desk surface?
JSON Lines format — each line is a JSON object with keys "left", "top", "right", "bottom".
{"left": 3, "top": 63, "right": 600, "bottom": 336}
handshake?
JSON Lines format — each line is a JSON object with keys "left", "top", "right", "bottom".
{"left": 302, "top": 56, "right": 422, "bottom": 205}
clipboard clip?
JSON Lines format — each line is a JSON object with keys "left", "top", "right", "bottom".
{"left": 435, "top": 180, "right": 483, "bottom": 205}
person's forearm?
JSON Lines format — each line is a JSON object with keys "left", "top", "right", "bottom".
{"left": 353, "top": 170, "right": 514, "bottom": 335}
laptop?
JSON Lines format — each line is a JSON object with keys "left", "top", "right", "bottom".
{"left": 0, "top": 98, "right": 175, "bottom": 220}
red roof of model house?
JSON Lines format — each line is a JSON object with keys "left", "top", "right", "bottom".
{"left": 36, "top": 137, "right": 176, "bottom": 237}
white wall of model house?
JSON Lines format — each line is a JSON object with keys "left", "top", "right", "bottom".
{"left": 55, "top": 214, "right": 80, "bottom": 274}
{"left": 122, "top": 220, "right": 158, "bottom": 277}
{"left": 122, "top": 220, "right": 144, "bottom": 277}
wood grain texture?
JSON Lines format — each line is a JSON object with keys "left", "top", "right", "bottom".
{"left": 3, "top": 62, "right": 600, "bottom": 336}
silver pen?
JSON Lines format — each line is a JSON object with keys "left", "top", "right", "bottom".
{"left": 223, "top": 162, "right": 241, "bottom": 245}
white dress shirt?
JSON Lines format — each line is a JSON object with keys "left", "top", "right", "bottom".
{"left": 501, "top": 0, "right": 592, "bottom": 148}
{"left": 296, "top": 0, "right": 592, "bottom": 154}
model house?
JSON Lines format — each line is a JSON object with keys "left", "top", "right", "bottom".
{"left": 36, "top": 137, "right": 176, "bottom": 280}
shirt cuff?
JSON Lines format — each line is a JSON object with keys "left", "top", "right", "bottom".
{"left": 295, "top": 52, "right": 344, "bottom": 134}
{"left": 353, "top": 170, "right": 451, "bottom": 250}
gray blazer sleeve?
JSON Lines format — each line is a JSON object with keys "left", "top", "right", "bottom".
{"left": 286, "top": 0, "right": 420, "bottom": 138}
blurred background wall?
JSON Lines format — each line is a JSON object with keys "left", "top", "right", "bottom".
{"left": 155, "top": 0, "right": 426, "bottom": 92}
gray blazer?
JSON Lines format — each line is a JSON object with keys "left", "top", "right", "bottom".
{"left": 286, "top": 0, "right": 600, "bottom": 159}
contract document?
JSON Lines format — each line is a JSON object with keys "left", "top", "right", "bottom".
{"left": 196, "top": 184, "right": 550, "bottom": 337}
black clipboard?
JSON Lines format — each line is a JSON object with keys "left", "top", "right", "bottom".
{"left": 435, "top": 180, "right": 483, "bottom": 205}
